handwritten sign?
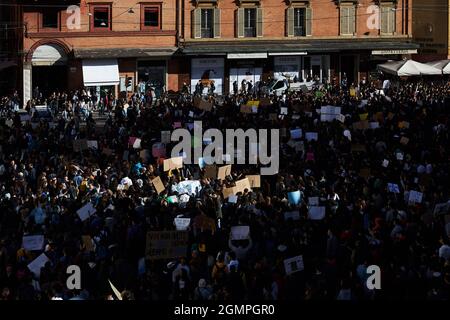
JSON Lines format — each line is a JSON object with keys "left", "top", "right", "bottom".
{"left": 76, "top": 202, "right": 96, "bottom": 221}
{"left": 218, "top": 165, "right": 232, "bottom": 180}
{"left": 284, "top": 255, "right": 304, "bottom": 275}
{"left": 146, "top": 231, "right": 188, "bottom": 260}
{"left": 163, "top": 156, "right": 183, "bottom": 171}
{"left": 151, "top": 176, "right": 165, "bottom": 194}
{"left": 246, "top": 175, "right": 261, "bottom": 188}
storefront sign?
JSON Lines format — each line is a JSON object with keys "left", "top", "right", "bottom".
{"left": 371, "top": 50, "right": 418, "bottom": 55}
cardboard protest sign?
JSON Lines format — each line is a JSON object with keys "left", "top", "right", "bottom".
{"left": 290, "top": 129, "right": 302, "bottom": 140}
{"left": 27, "top": 253, "right": 50, "bottom": 278}
{"left": 231, "top": 226, "right": 250, "bottom": 240}
{"left": 73, "top": 139, "right": 88, "bottom": 152}
{"left": 193, "top": 215, "right": 216, "bottom": 233}
{"left": 103, "top": 148, "right": 113, "bottom": 156}
{"left": 308, "top": 197, "right": 319, "bottom": 206}
{"left": 408, "top": 190, "right": 423, "bottom": 204}
{"left": 246, "top": 175, "right": 261, "bottom": 188}
{"left": 400, "top": 137, "right": 409, "bottom": 145}
{"left": 217, "top": 165, "right": 232, "bottom": 180}
{"left": 398, "top": 121, "right": 410, "bottom": 129}
{"left": 387, "top": 183, "right": 400, "bottom": 194}
{"left": 308, "top": 206, "right": 326, "bottom": 220}
{"left": 234, "top": 178, "right": 252, "bottom": 194}
{"left": 76, "top": 202, "right": 96, "bottom": 221}
{"left": 260, "top": 97, "right": 271, "bottom": 107}
{"left": 305, "top": 132, "right": 318, "bottom": 141}
{"left": 82, "top": 235, "right": 95, "bottom": 252}
{"left": 284, "top": 255, "right": 304, "bottom": 275}
{"left": 197, "top": 99, "right": 213, "bottom": 112}
{"left": 222, "top": 186, "right": 237, "bottom": 199}
{"left": 351, "top": 144, "right": 366, "bottom": 153}
{"left": 353, "top": 121, "right": 369, "bottom": 130}
{"left": 204, "top": 165, "right": 218, "bottom": 179}
{"left": 284, "top": 211, "right": 300, "bottom": 221}
{"left": 288, "top": 191, "right": 301, "bottom": 205}
{"left": 359, "top": 168, "right": 371, "bottom": 178}
{"left": 151, "top": 176, "right": 165, "bottom": 194}
{"left": 22, "top": 235, "right": 44, "bottom": 251}
{"left": 163, "top": 156, "right": 183, "bottom": 171}
{"left": 146, "top": 231, "right": 188, "bottom": 260}
{"left": 240, "top": 104, "right": 253, "bottom": 114}
{"left": 87, "top": 140, "right": 98, "bottom": 150}
{"left": 174, "top": 218, "right": 191, "bottom": 231}
{"left": 161, "top": 131, "right": 171, "bottom": 144}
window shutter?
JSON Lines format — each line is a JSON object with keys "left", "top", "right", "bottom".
{"left": 388, "top": 6, "right": 396, "bottom": 34}
{"left": 256, "top": 7, "right": 263, "bottom": 37}
{"left": 349, "top": 5, "right": 356, "bottom": 35}
{"left": 214, "top": 8, "right": 221, "bottom": 38}
{"left": 340, "top": 6, "right": 347, "bottom": 35}
{"left": 286, "top": 7, "right": 294, "bottom": 37}
{"left": 237, "top": 8, "right": 244, "bottom": 38}
{"left": 305, "top": 7, "right": 312, "bottom": 36}
{"left": 192, "top": 8, "right": 201, "bottom": 39}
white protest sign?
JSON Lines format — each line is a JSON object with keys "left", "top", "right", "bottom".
{"left": 308, "top": 206, "right": 326, "bottom": 220}
{"left": 231, "top": 226, "right": 250, "bottom": 240}
{"left": 27, "top": 253, "right": 49, "bottom": 278}
{"left": 284, "top": 211, "right": 300, "bottom": 221}
{"left": 174, "top": 218, "right": 191, "bottom": 231}
{"left": 382, "top": 159, "right": 389, "bottom": 168}
{"left": 133, "top": 138, "right": 142, "bottom": 149}
{"left": 228, "top": 195, "right": 238, "bottom": 204}
{"left": 280, "top": 107, "right": 288, "bottom": 115}
{"left": 387, "top": 183, "right": 400, "bottom": 194}
{"left": 284, "top": 255, "right": 304, "bottom": 275}
{"left": 22, "top": 235, "right": 45, "bottom": 251}
{"left": 87, "top": 140, "right": 98, "bottom": 150}
{"left": 396, "top": 152, "right": 404, "bottom": 161}
{"left": 369, "top": 122, "right": 379, "bottom": 129}
{"left": 337, "top": 114, "right": 346, "bottom": 123}
{"left": 408, "top": 190, "right": 423, "bottom": 204}
{"left": 308, "top": 197, "right": 319, "bottom": 206}
{"left": 77, "top": 202, "right": 96, "bottom": 221}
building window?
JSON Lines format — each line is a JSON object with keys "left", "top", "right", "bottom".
{"left": 192, "top": 7, "right": 220, "bottom": 39}
{"left": 244, "top": 8, "right": 256, "bottom": 37}
{"left": 201, "top": 9, "right": 214, "bottom": 38}
{"left": 286, "top": 6, "right": 311, "bottom": 37}
{"left": 380, "top": 4, "right": 396, "bottom": 35}
{"left": 91, "top": 5, "right": 111, "bottom": 30}
{"left": 41, "top": 8, "right": 59, "bottom": 29}
{"left": 141, "top": 5, "right": 161, "bottom": 30}
{"left": 340, "top": 4, "right": 356, "bottom": 36}
{"left": 294, "top": 8, "right": 305, "bottom": 36}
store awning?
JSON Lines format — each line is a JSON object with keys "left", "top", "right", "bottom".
{"left": 82, "top": 59, "right": 119, "bottom": 87}
{"left": 74, "top": 47, "right": 177, "bottom": 59}
{"left": 378, "top": 59, "right": 442, "bottom": 76}
{"left": 426, "top": 60, "right": 450, "bottom": 75}
{"left": 181, "top": 39, "right": 419, "bottom": 55}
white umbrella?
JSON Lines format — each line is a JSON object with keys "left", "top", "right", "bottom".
{"left": 426, "top": 60, "right": 450, "bottom": 75}
{"left": 378, "top": 60, "right": 442, "bottom": 76}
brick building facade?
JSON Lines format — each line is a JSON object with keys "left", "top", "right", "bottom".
{"left": 20, "top": 0, "right": 418, "bottom": 103}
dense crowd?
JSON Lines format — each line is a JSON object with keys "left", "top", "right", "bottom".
{"left": 0, "top": 76, "right": 449, "bottom": 301}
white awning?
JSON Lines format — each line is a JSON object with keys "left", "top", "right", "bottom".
{"left": 268, "top": 52, "right": 307, "bottom": 56}
{"left": 227, "top": 53, "right": 267, "bottom": 59}
{"left": 82, "top": 59, "right": 120, "bottom": 87}
{"left": 378, "top": 59, "right": 442, "bottom": 76}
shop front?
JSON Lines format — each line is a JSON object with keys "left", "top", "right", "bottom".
{"left": 227, "top": 53, "right": 267, "bottom": 94}
{"left": 190, "top": 57, "right": 225, "bottom": 95}
{"left": 137, "top": 60, "right": 167, "bottom": 98}
{"left": 82, "top": 59, "right": 120, "bottom": 99}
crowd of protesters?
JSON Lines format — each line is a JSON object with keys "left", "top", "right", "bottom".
{"left": 0, "top": 75, "right": 449, "bottom": 301}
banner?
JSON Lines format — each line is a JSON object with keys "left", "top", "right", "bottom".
{"left": 146, "top": 231, "right": 188, "bottom": 260}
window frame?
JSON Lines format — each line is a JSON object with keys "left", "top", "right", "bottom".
{"left": 140, "top": 4, "right": 162, "bottom": 30}
{"left": 39, "top": 8, "right": 61, "bottom": 31}
{"left": 200, "top": 8, "right": 214, "bottom": 38}
{"left": 244, "top": 7, "right": 256, "bottom": 37}
{"left": 380, "top": 3, "right": 396, "bottom": 35}
{"left": 90, "top": 4, "right": 112, "bottom": 31}
{"left": 339, "top": 4, "right": 356, "bottom": 36}
{"left": 293, "top": 7, "right": 306, "bottom": 37}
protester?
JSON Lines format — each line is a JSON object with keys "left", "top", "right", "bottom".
{"left": 0, "top": 76, "right": 449, "bottom": 301}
